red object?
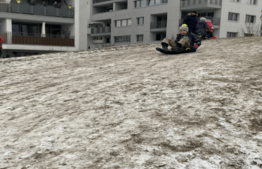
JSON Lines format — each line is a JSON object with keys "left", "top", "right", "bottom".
{"left": 193, "top": 45, "right": 199, "bottom": 49}
{"left": 209, "top": 36, "right": 217, "bottom": 39}
{"left": 205, "top": 20, "right": 213, "bottom": 32}
{"left": 0, "top": 36, "right": 3, "bottom": 49}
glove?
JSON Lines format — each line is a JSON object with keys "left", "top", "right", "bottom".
{"left": 191, "top": 45, "right": 199, "bottom": 52}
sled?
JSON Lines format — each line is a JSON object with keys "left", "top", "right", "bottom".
{"left": 156, "top": 47, "right": 193, "bottom": 55}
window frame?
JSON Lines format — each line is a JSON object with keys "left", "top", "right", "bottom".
{"left": 137, "top": 17, "right": 144, "bottom": 25}
{"left": 228, "top": 12, "right": 239, "bottom": 21}
{"left": 137, "top": 34, "right": 144, "bottom": 42}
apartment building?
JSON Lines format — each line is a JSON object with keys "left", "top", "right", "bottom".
{"left": 88, "top": 0, "right": 262, "bottom": 48}
{"left": 0, "top": 0, "right": 88, "bottom": 57}
{"left": 88, "top": 0, "right": 181, "bottom": 49}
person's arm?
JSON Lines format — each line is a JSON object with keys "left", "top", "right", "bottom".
{"left": 204, "top": 23, "right": 208, "bottom": 30}
{"left": 183, "top": 16, "right": 189, "bottom": 24}
{"left": 195, "top": 18, "right": 198, "bottom": 26}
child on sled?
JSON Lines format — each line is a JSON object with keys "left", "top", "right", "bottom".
{"left": 161, "top": 24, "right": 201, "bottom": 53}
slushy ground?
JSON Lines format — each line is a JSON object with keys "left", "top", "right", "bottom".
{"left": 0, "top": 37, "right": 262, "bottom": 169}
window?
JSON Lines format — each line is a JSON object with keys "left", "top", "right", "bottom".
{"left": 149, "top": 0, "right": 154, "bottom": 5}
{"left": 246, "top": 15, "right": 256, "bottom": 23}
{"left": 230, "top": 0, "right": 240, "bottom": 2}
{"left": 116, "top": 20, "right": 121, "bottom": 27}
{"left": 93, "top": 37, "right": 103, "bottom": 40}
{"left": 228, "top": 12, "right": 239, "bottom": 21}
{"left": 128, "top": 19, "right": 132, "bottom": 26}
{"left": 247, "top": 0, "right": 257, "bottom": 5}
{"left": 115, "top": 36, "right": 131, "bottom": 43}
{"left": 137, "top": 17, "right": 144, "bottom": 25}
{"left": 122, "top": 20, "right": 127, "bottom": 26}
{"left": 115, "top": 19, "right": 132, "bottom": 27}
{"left": 148, "top": 0, "right": 166, "bottom": 6}
{"left": 227, "top": 32, "right": 238, "bottom": 38}
{"left": 135, "top": 0, "right": 166, "bottom": 7}
{"left": 135, "top": 0, "right": 147, "bottom": 8}
{"left": 137, "top": 35, "right": 143, "bottom": 42}
{"left": 156, "top": 33, "right": 166, "bottom": 41}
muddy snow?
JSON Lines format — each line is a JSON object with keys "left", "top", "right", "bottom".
{"left": 0, "top": 37, "right": 262, "bottom": 169}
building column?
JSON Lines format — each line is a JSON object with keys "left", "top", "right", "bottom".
{"left": 74, "top": 0, "right": 89, "bottom": 51}
{"left": 6, "top": 19, "right": 12, "bottom": 44}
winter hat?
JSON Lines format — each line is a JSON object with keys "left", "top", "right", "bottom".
{"left": 179, "top": 24, "right": 188, "bottom": 32}
{"left": 200, "top": 17, "right": 206, "bottom": 21}
{"left": 191, "top": 11, "right": 197, "bottom": 14}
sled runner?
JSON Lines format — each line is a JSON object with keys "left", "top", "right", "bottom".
{"left": 156, "top": 47, "right": 193, "bottom": 55}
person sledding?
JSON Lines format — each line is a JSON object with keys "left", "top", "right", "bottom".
{"left": 196, "top": 17, "right": 208, "bottom": 40}
{"left": 206, "top": 19, "right": 216, "bottom": 39}
{"left": 157, "top": 24, "right": 201, "bottom": 54}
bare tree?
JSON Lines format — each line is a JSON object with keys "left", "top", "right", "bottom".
{"left": 239, "top": 22, "right": 261, "bottom": 37}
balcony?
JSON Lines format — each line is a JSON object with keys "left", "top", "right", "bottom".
{"left": 150, "top": 21, "right": 167, "bottom": 32}
{"left": 0, "top": 1, "right": 74, "bottom": 18}
{"left": 2, "top": 32, "right": 74, "bottom": 47}
{"left": 179, "top": 17, "right": 220, "bottom": 28}
{"left": 180, "top": 0, "right": 222, "bottom": 11}
{"left": 93, "top": 0, "right": 127, "bottom": 5}
{"left": 91, "top": 27, "right": 111, "bottom": 36}
{"left": 0, "top": 32, "right": 7, "bottom": 44}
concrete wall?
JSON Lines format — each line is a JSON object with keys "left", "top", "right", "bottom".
{"left": 219, "top": 0, "right": 262, "bottom": 38}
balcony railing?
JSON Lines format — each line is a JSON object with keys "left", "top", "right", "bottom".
{"left": 151, "top": 21, "right": 167, "bottom": 29}
{"left": 180, "top": 0, "right": 222, "bottom": 7}
{"left": 179, "top": 17, "right": 220, "bottom": 26}
{"left": 2, "top": 32, "right": 74, "bottom": 47}
{"left": 0, "top": 33, "right": 7, "bottom": 44}
{"left": 93, "top": 0, "right": 112, "bottom": 4}
{"left": 0, "top": 1, "right": 74, "bottom": 18}
{"left": 91, "top": 27, "right": 111, "bottom": 34}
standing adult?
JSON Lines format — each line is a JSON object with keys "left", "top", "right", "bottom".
{"left": 183, "top": 11, "right": 198, "bottom": 34}
{"left": 196, "top": 17, "right": 208, "bottom": 40}
{"left": 0, "top": 35, "right": 3, "bottom": 58}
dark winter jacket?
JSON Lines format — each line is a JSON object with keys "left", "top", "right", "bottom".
{"left": 183, "top": 15, "right": 198, "bottom": 26}
{"left": 196, "top": 21, "right": 208, "bottom": 35}
{"left": 0, "top": 36, "right": 3, "bottom": 49}
{"left": 175, "top": 33, "right": 201, "bottom": 47}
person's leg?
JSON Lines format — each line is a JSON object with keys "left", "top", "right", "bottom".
{"left": 172, "top": 37, "right": 190, "bottom": 52}
{"left": 161, "top": 38, "right": 177, "bottom": 50}
{"left": 0, "top": 49, "right": 2, "bottom": 58}
{"left": 188, "top": 26, "right": 193, "bottom": 34}
{"left": 206, "top": 32, "right": 211, "bottom": 38}
{"left": 193, "top": 26, "right": 197, "bottom": 35}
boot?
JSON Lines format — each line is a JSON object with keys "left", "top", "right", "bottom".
{"left": 161, "top": 42, "right": 169, "bottom": 51}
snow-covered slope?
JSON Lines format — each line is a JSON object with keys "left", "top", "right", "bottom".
{"left": 1, "top": 37, "right": 262, "bottom": 169}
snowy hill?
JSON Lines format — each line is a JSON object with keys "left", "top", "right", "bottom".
{"left": 1, "top": 37, "right": 262, "bottom": 169}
